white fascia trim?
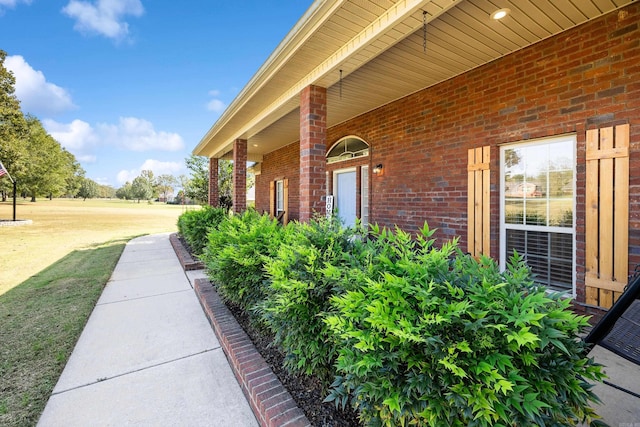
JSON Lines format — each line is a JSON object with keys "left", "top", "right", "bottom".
{"left": 193, "top": 0, "right": 341, "bottom": 156}
{"left": 196, "top": 0, "right": 460, "bottom": 158}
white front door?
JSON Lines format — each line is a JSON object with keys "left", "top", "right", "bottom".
{"left": 334, "top": 169, "right": 357, "bottom": 227}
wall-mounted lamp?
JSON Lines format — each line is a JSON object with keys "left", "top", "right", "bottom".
{"left": 372, "top": 164, "right": 383, "bottom": 175}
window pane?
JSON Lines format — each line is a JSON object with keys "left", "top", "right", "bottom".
{"left": 327, "top": 137, "right": 370, "bottom": 163}
{"left": 501, "top": 136, "right": 575, "bottom": 293}
{"left": 361, "top": 167, "right": 369, "bottom": 227}
{"left": 505, "top": 229, "right": 572, "bottom": 291}
{"left": 506, "top": 229, "right": 525, "bottom": 254}
{"left": 548, "top": 170, "right": 573, "bottom": 227}
{"left": 276, "top": 181, "right": 284, "bottom": 212}
{"left": 505, "top": 169, "right": 524, "bottom": 224}
{"left": 505, "top": 199, "right": 524, "bottom": 224}
{"left": 549, "top": 261, "right": 573, "bottom": 291}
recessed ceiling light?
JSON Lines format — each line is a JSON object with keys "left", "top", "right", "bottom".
{"left": 252, "top": 144, "right": 259, "bottom": 147}
{"left": 490, "top": 8, "right": 510, "bottom": 20}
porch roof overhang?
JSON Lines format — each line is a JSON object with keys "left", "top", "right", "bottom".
{"left": 193, "top": 0, "right": 633, "bottom": 162}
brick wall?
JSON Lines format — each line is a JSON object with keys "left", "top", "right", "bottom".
{"left": 257, "top": 4, "right": 640, "bottom": 313}
{"left": 233, "top": 139, "right": 248, "bottom": 213}
{"left": 255, "top": 142, "right": 300, "bottom": 220}
{"left": 209, "top": 157, "right": 219, "bottom": 207}
{"left": 299, "top": 85, "right": 327, "bottom": 221}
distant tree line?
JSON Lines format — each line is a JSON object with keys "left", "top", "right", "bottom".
{"left": 115, "top": 170, "right": 175, "bottom": 203}
{"left": 0, "top": 49, "right": 115, "bottom": 202}
{"left": 113, "top": 155, "right": 254, "bottom": 207}
{"left": 112, "top": 156, "right": 220, "bottom": 205}
{"left": 2, "top": 48, "right": 252, "bottom": 206}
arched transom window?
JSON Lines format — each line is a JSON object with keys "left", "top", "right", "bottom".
{"left": 326, "top": 136, "right": 369, "bottom": 164}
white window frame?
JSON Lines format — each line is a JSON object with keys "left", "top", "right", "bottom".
{"left": 275, "top": 179, "right": 284, "bottom": 215}
{"left": 326, "top": 136, "right": 370, "bottom": 164}
{"left": 361, "top": 166, "right": 369, "bottom": 228}
{"left": 499, "top": 134, "right": 577, "bottom": 296}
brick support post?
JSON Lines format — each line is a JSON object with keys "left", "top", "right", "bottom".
{"left": 209, "top": 157, "right": 219, "bottom": 207}
{"left": 233, "top": 139, "right": 247, "bottom": 213}
{"left": 299, "top": 85, "right": 327, "bottom": 222}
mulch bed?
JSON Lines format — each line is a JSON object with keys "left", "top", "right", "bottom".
{"left": 177, "top": 234, "right": 360, "bottom": 426}
{"left": 224, "top": 303, "right": 361, "bottom": 427}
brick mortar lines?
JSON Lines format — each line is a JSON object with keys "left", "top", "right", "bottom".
{"left": 193, "top": 279, "right": 311, "bottom": 427}
{"left": 169, "top": 233, "right": 204, "bottom": 271}
{"left": 170, "top": 235, "right": 309, "bottom": 426}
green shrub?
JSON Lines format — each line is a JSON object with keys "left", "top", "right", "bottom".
{"left": 201, "top": 210, "right": 288, "bottom": 325}
{"left": 325, "top": 223, "right": 605, "bottom": 427}
{"left": 259, "top": 216, "right": 366, "bottom": 387}
{"left": 177, "top": 206, "right": 228, "bottom": 255}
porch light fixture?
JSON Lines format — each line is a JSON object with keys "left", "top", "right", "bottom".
{"left": 373, "top": 164, "right": 383, "bottom": 175}
{"left": 490, "top": 8, "right": 510, "bottom": 20}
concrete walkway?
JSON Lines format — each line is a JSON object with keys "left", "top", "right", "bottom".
{"left": 37, "top": 232, "right": 640, "bottom": 427}
{"left": 587, "top": 345, "right": 640, "bottom": 425}
{"left": 38, "top": 233, "right": 258, "bottom": 427}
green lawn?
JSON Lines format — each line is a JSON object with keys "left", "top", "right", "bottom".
{"left": 0, "top": 198, "right": 187, "bottom": 295}
{"left": 0, "top": 198, "right": 187, "bottom": 426}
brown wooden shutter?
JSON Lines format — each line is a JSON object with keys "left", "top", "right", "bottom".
{"left": 283, "top": 178, "right": 289, "bottom": 225}
{"left": 269, "top": 181, "right": 275, "bottom": 218}
{"left": 585, "top": 124, "right": 629, "bottom": 308}
{"left": 467, "top": 146, "right": 491, "bottom": 257}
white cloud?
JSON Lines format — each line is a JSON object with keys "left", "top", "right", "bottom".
{"left": 116, "top": 169, "right": 136, "bottom": 184}
{"left": 117, "top": 159, "right": 182, "bottom": 184}
{"left": 0, "top": 0, "right": 31, "bottom": 9}
{"left": 97, "top": 117, "right": 184, "bottom": 151}
{"left": 206, "top": 89, "right": 226, "bottom": 112}
{"left": 44, "top": 117, "right": 184, "bottom": 169}
{"left": 44, "top": 118, "right": 97, "bottom": 151}
{"left": 6, "top": 55, "right": 76, "bottom": 116}
{"left": 62, "top": 0, "right": 144, "bottom": 40}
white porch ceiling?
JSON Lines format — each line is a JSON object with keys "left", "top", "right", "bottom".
{"left": 194, "top": 0, "right": 633, "bottom": 160}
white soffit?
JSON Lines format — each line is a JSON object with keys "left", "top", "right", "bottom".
{"left": 196, "top": 0, "right": 634, "bottom": 159}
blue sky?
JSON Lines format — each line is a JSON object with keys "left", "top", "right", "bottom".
{"left": 0, "top": 0, "right": 310, "bottom": 187}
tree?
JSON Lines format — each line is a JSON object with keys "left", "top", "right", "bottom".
{"left": 218, "top": 159, "right": 233, "bottom": 210}
{"left": 97, "top": 184, "right": 116, "bottom": 199}
{"left": 184, "top": 155, "right": 209, "bottom": 204}
{"left": 77, "top": 177, "right": 98, "bottom": 200}
{"left": 0, "top": 49, "right": 28, "bottom": 201}
{"left": 176, "top": 174, "right": 190, "bottom": 204}
{"left": 116, "top": 182, "right": 133, "bottom": 200}
{"left": 63, "top": 150, "right": 85, "bottom": 198}
{"left": 155, "top": 174, "right": 177, "bottom": 202}
{"left": 131, "top": 175, "right": 153, "bottom": 203}
{"left": 183, "top": 155, "right": 248, "bottom": 209}
{"left": 20, "top": 116, "right": 71, "bottom": 202}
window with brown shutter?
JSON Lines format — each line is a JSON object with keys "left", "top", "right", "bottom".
{"left": 270, "top": 179, "right": 289, "bottom": 224}
{"left": 500, "top": 136, "right": 576, "bottom": 293}
{"left": 585, "top": 124, "right": 629, "bottom": 308}
{"left": 467, "top": 146, "right": 490, "bottom": 257}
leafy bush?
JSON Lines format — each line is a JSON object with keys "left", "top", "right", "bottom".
{"left": 325, "top": 223, "right": 605, "bottom": 427}
{"left": 260, "top": 216, "right": 366, "bottom": 386}
{"left": 201, "top": 210, "right": 288, "bottom": 325}
{"left": 177, "top": 206, "right": 228, "bottom": 255}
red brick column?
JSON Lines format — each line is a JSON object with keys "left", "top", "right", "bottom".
{"left": 299, "top": 85, "right": 327, "bottom": 222}
{"left": 209, "top": 157, "right": 219, "bottom": 207}
{"left": 233, "top": 139, "right": 247, "bottom": 213}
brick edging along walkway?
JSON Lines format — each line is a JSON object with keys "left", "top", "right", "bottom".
{"left": 169, "top": 233, "right": 205, "bottom": 270}
{"left": 170, "top": 234, "right": 310, "bottom": 427}
{"left": 194, "top": 281, "right": 310, "bottom": 427}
